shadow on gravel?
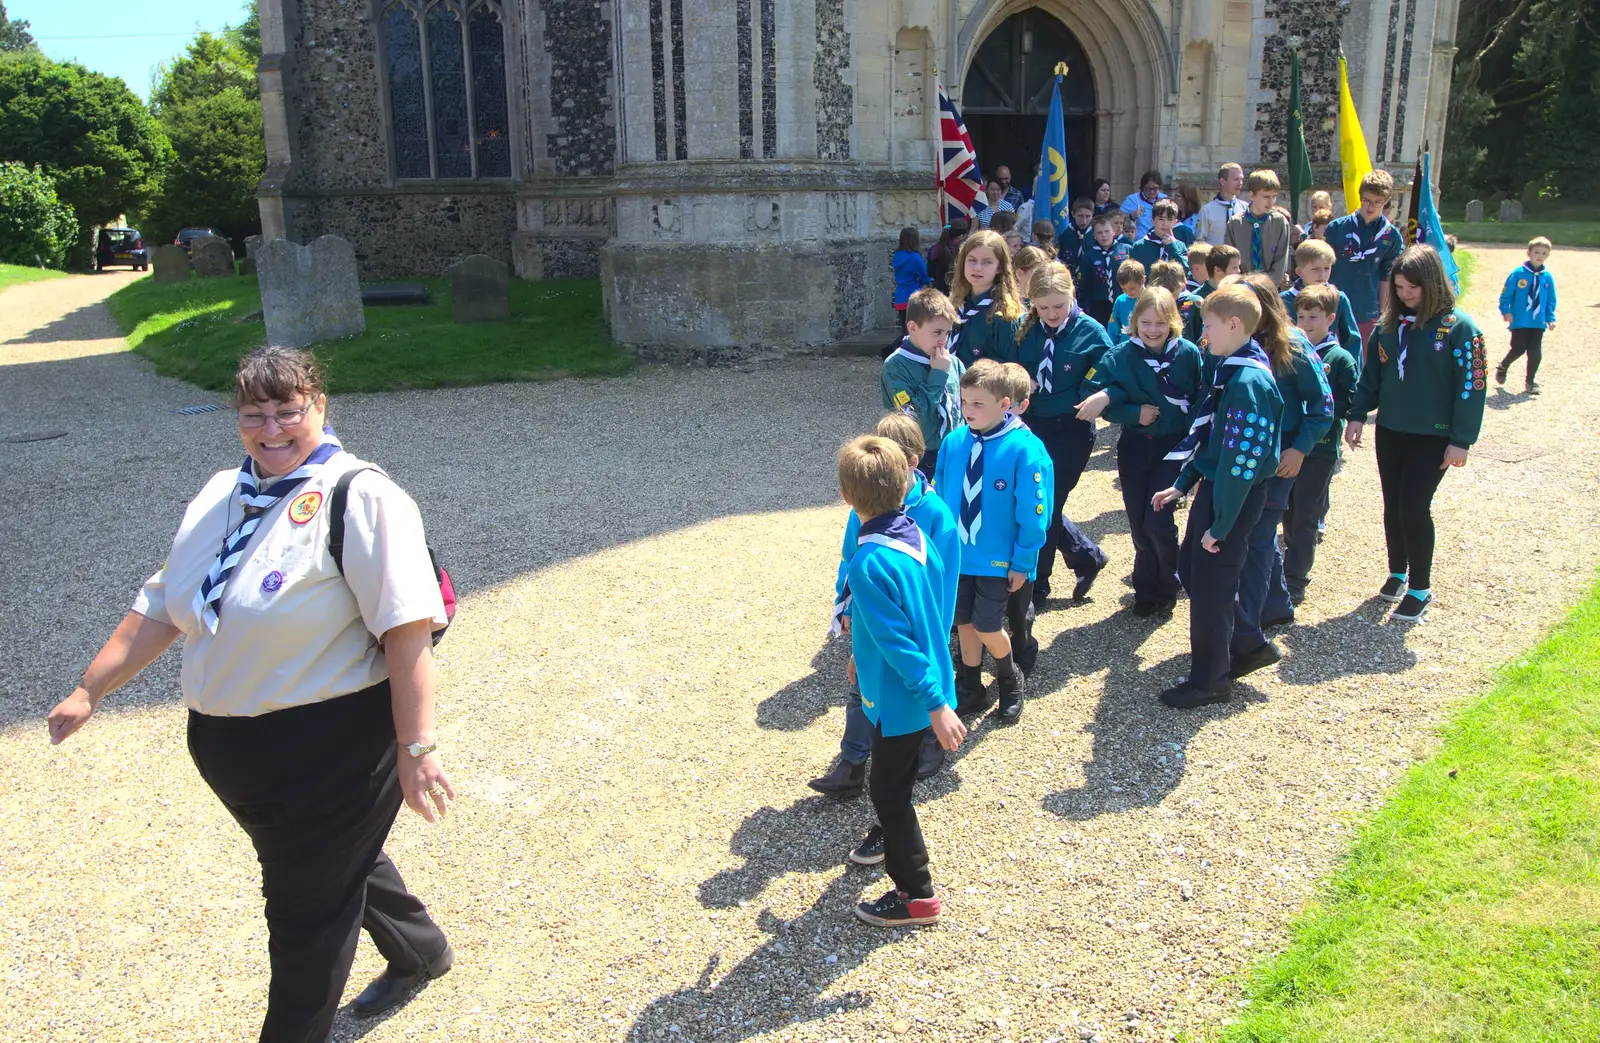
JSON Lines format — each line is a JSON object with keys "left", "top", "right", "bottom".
{"left": 0, "top": 302, "right": 120, "bottom": 346}
{"left": 1486, "top": 387, "right": 1535, "bottom": 410}
{"left": 1273, "top": 599, "right": 1420, "bottom": 685}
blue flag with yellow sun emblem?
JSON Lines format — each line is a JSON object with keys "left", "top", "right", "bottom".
{"left": 1032, "top": 64, "right": 1071, "bottom": 238}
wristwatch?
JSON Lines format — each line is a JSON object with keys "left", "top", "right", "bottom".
{"left": 402, "top": 741, "right": 438, "bottom": 758}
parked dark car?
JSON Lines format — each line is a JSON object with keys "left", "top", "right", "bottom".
{"left": 95, "top": 228, "right": 149, "bottom": 271}
{"left": 174, "top": 227, "right": 223, "bottom": 254}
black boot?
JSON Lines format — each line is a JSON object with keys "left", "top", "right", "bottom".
{"left": 808, "top": 758, "right": 866, "bottom": 797}
{"left": 954, "top": 663, "right": 992, "bottom": 716}
{"left": 995, "top": 665, "right": 1025, "bottom": 724}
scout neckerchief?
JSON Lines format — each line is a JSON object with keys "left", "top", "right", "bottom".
{"left": 948, "top": 293, "right": 993, "bottom": 358}
{"left": 829, "top": 482, "right": 928, "bottom": 635}
{"left": 1342, "top": 214, "right": 1395, "bottom": 263}
{"left": 1091, "top": 245, "right": 1118, "bottom": 298}
{"left": 1166, "top": 340, "right": 1273, "bottom": 463}
{"left": 1521, "top": 260, "right": 1544, "bottom": 314}
{"left": 1034, "top": 307, "right": 1081, "bottom": 394}
{"left": 1247, "top": 211, "right": 1270, "bottom": 270}
{"left": 959, "top": 415, "right": 1023, "bottom": 544}
{"left": 1141, "top": 335, "right": 1193, "bottom": 413}
{"left": 1306, "top": 332, "right": 1339, "bottom": 363}
{"left": 195, "top": 432, "right": 344, "bottom": 634}
{"left": 890, "top": 338, "right": 959, "bottom": 438}
{"left": 1393, "top": 311, "right": 1419, "bottom": 379}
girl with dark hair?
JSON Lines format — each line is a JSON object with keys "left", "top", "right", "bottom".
{"left": 892, "top": 226, "right": 932, "bottom": 334}
{"left": 926, "top": 218, "right": 970, "bottom": 293}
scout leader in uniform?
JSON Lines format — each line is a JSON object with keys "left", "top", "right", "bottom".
{"left": 48, "top": 346, "right": 456, "bottom": 1043}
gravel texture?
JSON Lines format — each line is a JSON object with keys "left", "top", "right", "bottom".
{"left": 2, "top": 249, "right": 1598, "bottom": 1042}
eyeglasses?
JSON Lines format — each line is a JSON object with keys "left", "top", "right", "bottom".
{"left": 237, "top": 407, "right": 311, "bottom": 429}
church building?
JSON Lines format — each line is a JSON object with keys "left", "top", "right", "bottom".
{"left": 256, "top": 0, "right": 1460, "bottom": 357}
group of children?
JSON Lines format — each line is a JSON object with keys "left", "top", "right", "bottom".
{"left": 847, "top": 164, "right": 1559, "bottom": 929}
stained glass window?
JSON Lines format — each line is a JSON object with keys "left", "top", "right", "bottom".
{"left": 469, "top": 6, "right": 511, "bottom": 178}
{"left": 382, "top": 0, "right": 511, "bottom": 179}
{"left": 383, "top": 6, "right": 431, "bottom": 179}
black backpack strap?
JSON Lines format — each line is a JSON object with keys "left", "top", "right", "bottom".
{"left": 328, "top": 466, "right": 381, "bottom": 576}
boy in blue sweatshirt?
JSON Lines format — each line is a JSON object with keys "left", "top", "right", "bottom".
{"left": 811, "top": 413, "right": 961, "bottom": 798}
{"left": 882, "top": 288, "right": 964, "bottom": 477}
{"left": 1151, "top": 285, "right": 1285, "bottom": 708}
{"left": 1109, "top": 261, "right": 1146, "bottom": 340}
{"left": 934, "top": 360, "right": 1052, "bottom": 725}
{"left": 1495, "top": 236, "right": 1558, "bottom": 393}
{"left": 836, "top": 435, "right": 967, "bottom": 929}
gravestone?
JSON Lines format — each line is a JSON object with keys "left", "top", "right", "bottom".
{"left": 191, "top": 235, "right": 235, "bottom": 278}
{"left": 1464, "top": 199, "right": 1483, "bottom": 223}
{"left": 448, "top": 254, "right": 510, "bottom": 323}
{"left": 258, "top": 236, "right": 365, "bottom": 348}
{"left": 1522, "top": 179, "right": 1542, "bottom": 205}
{"left": 1498, "top": 199, "right": 1523, "bottom": 223}
{"left": 241, "top": 235, "right": 263, "bottom": 276}
{"left": 151, "top": 245, "right": 190, "bottom": 284}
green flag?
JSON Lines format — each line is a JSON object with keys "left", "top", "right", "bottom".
{"left": 1288, "top": 50, "right": 1313, "bottom": 224}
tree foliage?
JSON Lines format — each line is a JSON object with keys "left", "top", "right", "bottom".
{"left": 0, "top": 52, "right": 171, "bottom": 230}
{"left": 0, "top": 161, "right": 78, "bottom": 267}
{"left": 1444, "top": 0, "right": 1600, "bottom": 200}
{"left": 0, "top": 0, "right": 35, "bottom": 52}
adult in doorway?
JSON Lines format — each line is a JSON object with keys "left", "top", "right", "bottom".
{"left": 995, "top": 165, "right": 1027, "bottom": 209}
{"left": 47, "top": 346, "right": 457, "bottom": 1043}
{"left": 1091, "top": 178, "right": 1116, "bottom": 216}
{"left": 1120, "top": 171, "right": 1167, "bottom": 239}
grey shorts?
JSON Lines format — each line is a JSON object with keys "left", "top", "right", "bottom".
{"left": 955, "top": 575, "right": 1010, "bottom": 632}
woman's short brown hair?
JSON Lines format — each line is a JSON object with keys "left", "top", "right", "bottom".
{"left": 234, "top": 346, "right": 326, "bottom": 408}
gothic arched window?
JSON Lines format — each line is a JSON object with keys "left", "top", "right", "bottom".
{"left": 380, "top": 1, "right": 512, "bottom": 180}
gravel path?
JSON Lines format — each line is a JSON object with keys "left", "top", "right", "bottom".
{"left": 3, "top": 249, "right": 1597, "bottom": 1043}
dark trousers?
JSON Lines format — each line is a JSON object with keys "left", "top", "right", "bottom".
{"left": 1178, "top": 479, "right": 1269, "bottom": 688}
{"left": 869, "top": 723, "right": 934, "bottom": 899}
{"left": 187, "top": 683, "right": 448, "bottom": 1043}
{"left": 1024, "top": 412, "right": 1108, "bottom": 596}
{"left": 917, "top": 447, "right": 939, "bottom": 481}
{"left": 1281, "top": 454, "right": 1337, "bottom": 596}
{"left": 1083, "top": 299, "right": 1114, "bottom": 326}
{"left": 1231, "top": 473, "right": 1296, "bottom": 655}
{"left": 1116, "top": 430, "right": 1184, "bottom": 602}
{"left": 1499, "top": 327, "right": 1544, "bottom": 382}
{"left": 1375, "top": 425, "right": 1450, "bottom": 592}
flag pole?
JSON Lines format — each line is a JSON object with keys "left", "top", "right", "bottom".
{"left": 933, "top": 64, "right": 946, "bottom": 227}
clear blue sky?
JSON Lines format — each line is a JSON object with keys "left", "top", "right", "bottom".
{"left": 14, "top": 0, "right": 252, "bottom": 100}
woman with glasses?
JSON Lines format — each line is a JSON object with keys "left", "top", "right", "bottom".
{"left": 48, "top": 345, "right": 455, "bottom": 1042}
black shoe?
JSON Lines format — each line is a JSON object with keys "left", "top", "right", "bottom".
{"left": 848, "top": 824, "right": 886, "bottom": 866}
{"left": 1288, "top": 586, "right": 1306, "bottom": 606}
{"left": 1131, "top": 599, "right": 1158, "bottom": 617}
{"left": 995, "top": 670, "right": 1025, "bottom": 724}
{"left": 1261, "top": 612, "right": 1295, "bottom": 630}
{"left": 1013, "top": 635, "right": 1040, "bottom": 676}
{"left": 1072, "top": 561, "right": 1105, "bottom": 601}
{"left": 1527, "top": 380, "right": 1541, "bottom": 395}
{"left": 808, "top": 758, "right": 866, "bottom": 797}
{"left": 1390, "top": 592, "right": 1431, "bottom": 622}
{"left": 1031, "top": 581, "right": 1051, "bottom": 607}
{"left": 915, "top": 739, "right": 945, "bottom": 779}
{"left": 1154, "top": 596, "right": 1179, "bottom": 616}
{"left": 352, "top": 944, "right": 455, "bottom": 1016}
{"left": 1378, "top": 576, "right": 1407, "bottom": 603}
{"left": 1494, "top": 365, "right": 1507, "bottom": 386}
{"left": 1228, "top": 640, "right": 1283, "bottom": 679}
{"left": 954, "top": 666, "right": 993, "bottom": 717}
{"left": 1159, "top": 681, "right": 1232, "bottom": 709}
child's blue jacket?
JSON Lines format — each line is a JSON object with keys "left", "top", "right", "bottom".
{"left": 933, "top": 416, "right": 1052, "bottom": 578}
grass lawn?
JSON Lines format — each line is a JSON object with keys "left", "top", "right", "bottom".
{"left": 106, "top": 273, "right": 631, "bottom": 393}
{"left": 0, "top": 262, "right": 69, "bottom": 292}
{"left": 1213, "top": 578, "right": 1600, "bottom": 1042}
{"left": 1444, "top": 202, "right": 1600, "bottom": 249}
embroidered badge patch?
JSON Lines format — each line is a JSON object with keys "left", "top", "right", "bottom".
{"left": 994, "top": 478, "right": 1008, "bottom": 491}
{"left": 1036, "top": 504, "right": 1045, "bottom": 515}
{"left": 1518, "top": 279, "right": 1529, "bottom": 289}
{"left": 288, "top": 491, "right": 322, "bottom": 525}
{"left": 893, "top": 389, "right": 911, "bottom": 408}
{"left": 261, "top": 570, "right": 284, "bottom": 593}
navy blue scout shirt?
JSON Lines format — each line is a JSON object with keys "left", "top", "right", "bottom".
{"left": 1326, "top": 213, "right": 1402, "bottom": 322}
{"left": 1015, "top": 309, "right": 1115, "bottom": 418}
{"left": 1076, "top": 240, "right": 1131, "bottom": 304}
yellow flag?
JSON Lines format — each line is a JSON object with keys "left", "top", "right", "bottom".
{"left": 1337, "top": 55, "right": 1374, "bottom": 214}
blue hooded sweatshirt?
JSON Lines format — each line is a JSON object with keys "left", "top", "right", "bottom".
{"left": 893, "top": 249, "right": 933, "bottom": 306}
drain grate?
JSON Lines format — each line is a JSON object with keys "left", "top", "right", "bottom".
{"left": 173, "top": 403, "right": 226, "bottom": 415}
{"left": 0, "top": 429, "right": 68, "bottom": 443}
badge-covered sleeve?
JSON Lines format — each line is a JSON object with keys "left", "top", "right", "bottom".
{"left": 339, "top": 473, "right": 448, "bottom": 639}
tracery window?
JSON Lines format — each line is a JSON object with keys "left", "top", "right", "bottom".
{"left": 380, "top": 0, "right": 512, "bottom": 179}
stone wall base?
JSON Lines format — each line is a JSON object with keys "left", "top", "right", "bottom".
{"left": 278, "top": 191, "right": 518, "bottom": 279}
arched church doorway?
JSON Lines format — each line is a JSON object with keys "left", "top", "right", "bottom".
{"left": 962, "top": 9, "right": 1097, "bottom": 202}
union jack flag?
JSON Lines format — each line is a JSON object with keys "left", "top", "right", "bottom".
{"left": 937, "top": 83, "right": 982, "bottom": 223}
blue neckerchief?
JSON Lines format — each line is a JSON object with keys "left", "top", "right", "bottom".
{"left": 1521, "top": 260, "right": 1544, "bottom": 313}
{"left": 1035, "top": 307, "right": 1081, "bottom": 394}
{"left": 1306, "top": 333, "right": 1338, "bottom": 363}
{"left": 1140, "top": 335, "right": 1192, "bottom": 412}
{"left": 1167, "top": 340, "right": 1272, "bottom": 463}
{"left": 1247, "top": 211, "right": 1269, "bottom": 270}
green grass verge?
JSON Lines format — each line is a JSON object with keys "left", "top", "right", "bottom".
{"left": 105, "top": 273, "right": 632, "bottom": 393}
{"left": 0, "top": 262, "right": 69, "bottom": 291}
{"left": 1444, "top": 202, "right": 1600, "bottom": 249}
{"left": 1215, "top": 578, "right": 1600, "bottom": 1042}
{"left": 1455, "top": 247, "right": 1477, "bottom": 298}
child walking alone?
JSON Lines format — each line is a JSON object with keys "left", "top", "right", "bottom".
{"left": 1495, "top": 236, "right": 1558, "bottom": 393}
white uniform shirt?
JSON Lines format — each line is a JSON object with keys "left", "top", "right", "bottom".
{"left": 1195, "top": 195, "right": 1248, "bottom": 245}
{"left": 134, "top": 453, "right": 447, "bottom": 717}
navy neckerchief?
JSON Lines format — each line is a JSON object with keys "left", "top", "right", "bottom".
{"left": 857, "top": 509, "right": 926, "bottom": 563}
{"left": 1394, "top": 310, "right": 1420, "bottom": 379}
{"left": 196, "top": 431, "right": 344, "bottom": 633}
{"left": 1521, "top": 260, "right": 1544, "bottom": 313}
{"left": 1306, "top": 332, "right": 1339, "bottom": 363}
{"left": 957, "top": 415, "right": 1023, "bottom": 543}
{"left": 949, "top": 293, "right": 994, "bottom": 356}
{"left": 890, "top": 338, "right": 959, "bottom": 438}
{"left": 1035, "top": 307, "right": 1081, "bottom": 394}
{"left": 1166, "top": 340, "right": 1273, "bottom": 463}
{"left": 1344, "top": 214, "right": 1395, "bottom": 262}
{"left": 1140, "top": 335, "right": 1192, "bottom": 413}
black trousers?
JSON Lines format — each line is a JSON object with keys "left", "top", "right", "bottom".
{"left": 1177, "top": 479, "right": 1268, "bottom": 688}
{"left": 1083, "top": 299, "right": 1114, "bottom": 326}
{"left": 1281, "top": 453, "right": 1337, "bottom": 595}
{"left": 187, "top": 683, "right": 449, "bottom": 1043}
{"left": 1024, "top": 412, "right": 1108, "bottom": 596}
{"left": 869, "top": 723, "right": 934, "bottom": 899}
{"left": 1499, "top": 327, "right": 1544, "bottom": 382}
{"left": 1374, "top": 425, "right": 1451, "bottom": 592}
{"left": 1117, "top": 430, "right": 1184, "bottom": 602}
